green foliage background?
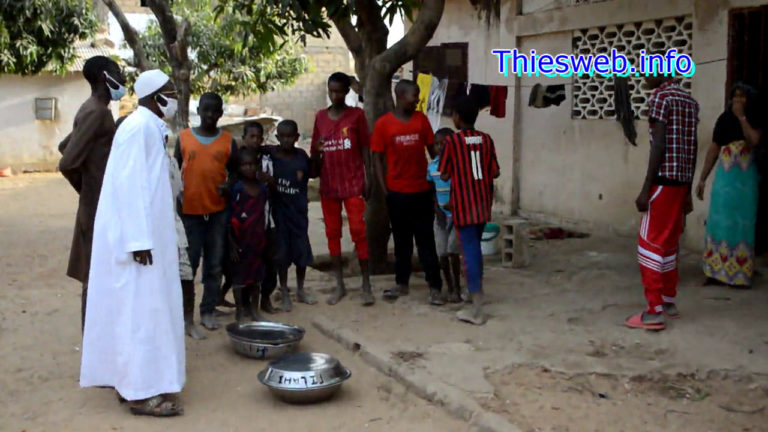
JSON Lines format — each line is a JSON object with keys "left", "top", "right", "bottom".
{"left": 138, "top": 0, "right": 310, "bottom": 98}
{"left": 0, "top": 0, "right": 98, "bottom": 75}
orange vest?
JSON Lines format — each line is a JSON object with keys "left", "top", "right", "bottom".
{"left": 179, "top": 128, "right": 232, "bottom": 215}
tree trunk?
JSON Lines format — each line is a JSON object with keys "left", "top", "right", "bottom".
{"left": 101, "top": 0, "right": 152, "bottom": 71}
{"left": 173, "top": 64, "right": 192, "bottom": 130}
{"left": 331, "top": 0, "right": 445, "bottom": 273}
{"left": 361, "top": 63, "right": 395, "bottom": 274}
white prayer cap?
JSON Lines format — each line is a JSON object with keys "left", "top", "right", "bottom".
{"left": 134, "top": 69, "right": 170, "bottom": 98}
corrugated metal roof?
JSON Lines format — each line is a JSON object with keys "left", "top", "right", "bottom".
{"left": 68, "top": 40, "right": 116, "bottom": 72}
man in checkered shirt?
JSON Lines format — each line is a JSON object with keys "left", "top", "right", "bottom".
{"left": 626, "top": 73, "right": 699, "bottom": 331}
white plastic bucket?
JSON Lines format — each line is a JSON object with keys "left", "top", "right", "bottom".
{"left": 481, "top": 223, "right": 501, "bottom": 256}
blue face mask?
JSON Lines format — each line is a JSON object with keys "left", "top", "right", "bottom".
{"left": 104, "top": 71, "right": 126, "bottom": 101}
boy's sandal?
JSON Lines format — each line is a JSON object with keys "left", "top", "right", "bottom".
{"left": 429, "top": 290, "right": 446, "bottom": 306}
{"left": 129, "top": 395, "right": 183, "bottom": 417}
{"left": 624, "top": 312, "right": 665, "bottom": 331}
{"left": 382, "top": 287, "right": 403, "bottom": 300}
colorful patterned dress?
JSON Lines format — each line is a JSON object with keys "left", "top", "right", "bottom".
{"left": 702, "top": 111, "right": 760, "bottom": 286}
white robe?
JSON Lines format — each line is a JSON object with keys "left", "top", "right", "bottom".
{"left": 80, "top": 106, "right": 185, "bottom": 401}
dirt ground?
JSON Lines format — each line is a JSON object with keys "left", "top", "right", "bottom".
{"left": 3, "top": 173, "right": 768, "bottom": 432}
{"left": 0, "top": 174, "right": 465, "bottom": 432}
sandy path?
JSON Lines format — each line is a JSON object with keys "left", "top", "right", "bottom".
{"left": 0, "top": 174, "right": 465, "bottom": 432}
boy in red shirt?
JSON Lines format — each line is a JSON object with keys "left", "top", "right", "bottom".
{"left": 372, "top": 80, "right": 445, "bottom": 305}
{"left": 311, "top": 72, "right": 374, "bottom": 306}
{"left": 439, "top": 96, "right": 500, "bottom": 325}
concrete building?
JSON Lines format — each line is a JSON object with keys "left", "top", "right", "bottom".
{"left": 0, "top": 41, "right": 118, "bottom": 172}
{"left": 414, "top": 0, "right": 768, "bottom": 249}
{"left": 237, "top": 30, "right": 354, "bottom": 137}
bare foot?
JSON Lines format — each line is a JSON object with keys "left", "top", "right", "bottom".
{"left": 185, "top": 322, "right": 207, "bottom": 340}
{"left": 261, "top": 296, "right": 276, "bottom": 314}
{"left": 297, "top": 289, "right": 317, "bottom": 305}
{"left": 447, "top": 291, "right": 463, "bottom": 304}
{"left": 360, "top": 285, "right": 375, "bottom": 306}
{"left": 200, "top": 313, "right": 220, "bottom": 330}
{"left": 280, "top": 290, "right": 293, "bottom": 312}
{"left": 327, "top": 285, "right": 347, "bottom": 305}
{"left": 456, "top": 307, "right": 487, "bottom": 325}
{"left": 218, "top": 298, "right": 236, "bottom": 308}
{"left": 213, "top": 308, "right": 233, "bottom": 317}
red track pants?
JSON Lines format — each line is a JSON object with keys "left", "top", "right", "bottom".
{"left": 321, "top": 196, "right": 369, "bottom": 260}
{"left": 638, "top": 185, "right": 687, "bottom": 313}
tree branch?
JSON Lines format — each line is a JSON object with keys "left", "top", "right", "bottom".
{"left": 370, "top": 0, "right": 444, "bottom": 76}
{"left": 355, "top": 0, "right": 389, "bottom": 52}
{"left": 101, "top": 0, "right": 152, "bottom": 71}
{"left": 146, "top": 0, "right": 179, "bottom": 55}
{"left": 330, "top": 13, "right": 362, "bottom": 58}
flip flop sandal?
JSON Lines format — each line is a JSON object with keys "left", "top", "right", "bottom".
{"left": 382, "top": 288, "right": 401, "bottom": 300}
{"left": 129, "top": 395, "right": 183, "bottom": 417}
{"left": 429, "top": 291, "right": 446, "bottom": 306}
{"left": 624, "top": 312, "right": 665, "bottom": 330}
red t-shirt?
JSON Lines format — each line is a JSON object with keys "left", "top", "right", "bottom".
{"left": 310, "top": 107, "right": 369, "bottom": 199}
{"left": 370, "top": 111, "right": 433, "bottom": 193}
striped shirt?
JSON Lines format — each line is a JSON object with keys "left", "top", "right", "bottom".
{"left": 438, "top": 129, "right": 499, "bottom": 227}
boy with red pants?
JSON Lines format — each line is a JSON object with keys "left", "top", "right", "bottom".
{"left": 311, "top": 72, "right": 375, "bottom": 306}
{"left": 627, "top": 74, "right": 699, "bottom": 331}
{"left": 439, "top": 97, "right": 500, "bottom": 325}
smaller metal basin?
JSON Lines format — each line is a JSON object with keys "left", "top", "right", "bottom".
{"left": 258, "top": 352, "right": 351, "bottom": 403}
{"left": 225, "top": 321, "right": 305, "bottom": 360}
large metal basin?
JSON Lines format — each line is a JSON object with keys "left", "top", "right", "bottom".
{"left": 258, "top": 352, "right": 351, "bottom": 403}
{"left": 225, "top": 321, "right": 305, "bottom": 360}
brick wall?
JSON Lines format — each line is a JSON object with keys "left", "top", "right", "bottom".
{"left": 235, "top": 39, "right": 353, "bottom": 137}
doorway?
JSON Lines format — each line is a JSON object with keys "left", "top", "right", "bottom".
{"left": 727, "top": 6, "right": 768, "bottom": 99}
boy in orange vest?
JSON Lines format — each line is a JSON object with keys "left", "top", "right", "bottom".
{"left": 174, "top": 92, "right": 238, "bottom": 331}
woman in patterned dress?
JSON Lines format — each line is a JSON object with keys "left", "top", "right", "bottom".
{"left": 696, "top": 83, "right": 763, "bottom": 287}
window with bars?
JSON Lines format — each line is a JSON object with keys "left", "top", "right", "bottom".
{"left": 571, "top": 16, "right": 693, "bottom": 120}
{"left": 34, "top": 98, "right": 56, "bottom": 121}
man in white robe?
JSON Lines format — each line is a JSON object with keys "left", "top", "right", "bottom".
{"left": 80, "top": 69, "right": 185, "bottom": 416}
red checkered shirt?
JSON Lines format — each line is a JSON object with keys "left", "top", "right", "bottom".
{"left": 647, "top": 81, "right": 699, "bottom": 183}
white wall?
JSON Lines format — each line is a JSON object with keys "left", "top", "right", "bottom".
{"left": 0, "top": 73, "right": 117, "bottom": 171}
{"left": 427, "top": 0, "right": 768, "bottom": 250}
{"left": 419, "top": 0, "right": 517, "bottom": 215}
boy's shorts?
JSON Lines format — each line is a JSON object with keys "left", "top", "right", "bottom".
{"left": 434, "top": 216, "right": 460, "bottom": 257}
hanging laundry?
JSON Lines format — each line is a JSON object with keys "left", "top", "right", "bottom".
{"left": 543, "top": 84, "right": 566, "bottom": 106}
{"left": 489, "top": 86, "right": 508, "bottom": 118}
{"left": 613, "top": 76, "right": 637, "bottom": 146}
{"left": 427, "top": 78, "right": 448, "bottom": 131}
{"left": 528, "top": 84, "right": 567, "bottom": 108}
{"left": 528, "top": 83, "right": 545, "bottom": 108}
{"left": 416, "top": 73, "right": 433, "bottom": 112}
{"left": 468, "top": 84, "right": 491, "bottom": 109}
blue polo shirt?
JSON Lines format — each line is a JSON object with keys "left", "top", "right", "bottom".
{"left": 427, "top": 157, "right": 451, "bottom": 216}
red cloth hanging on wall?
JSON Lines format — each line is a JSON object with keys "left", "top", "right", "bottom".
{"left": 489, "top": 86, "right": 508, "bottom": 118}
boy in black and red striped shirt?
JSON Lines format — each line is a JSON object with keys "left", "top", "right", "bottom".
{"left": 439, "top": 96, "right": 500, "bottom": 325}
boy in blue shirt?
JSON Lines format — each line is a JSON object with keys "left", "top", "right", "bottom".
{"left": 428, "top": 127, "right": 463, "bottom": 303}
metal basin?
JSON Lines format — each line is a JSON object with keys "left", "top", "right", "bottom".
{"left": 258, "top": 352, "right": 351, "bottom": 403}
{"left": 225, "top": 321, "right": 305, "bottom": 360}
